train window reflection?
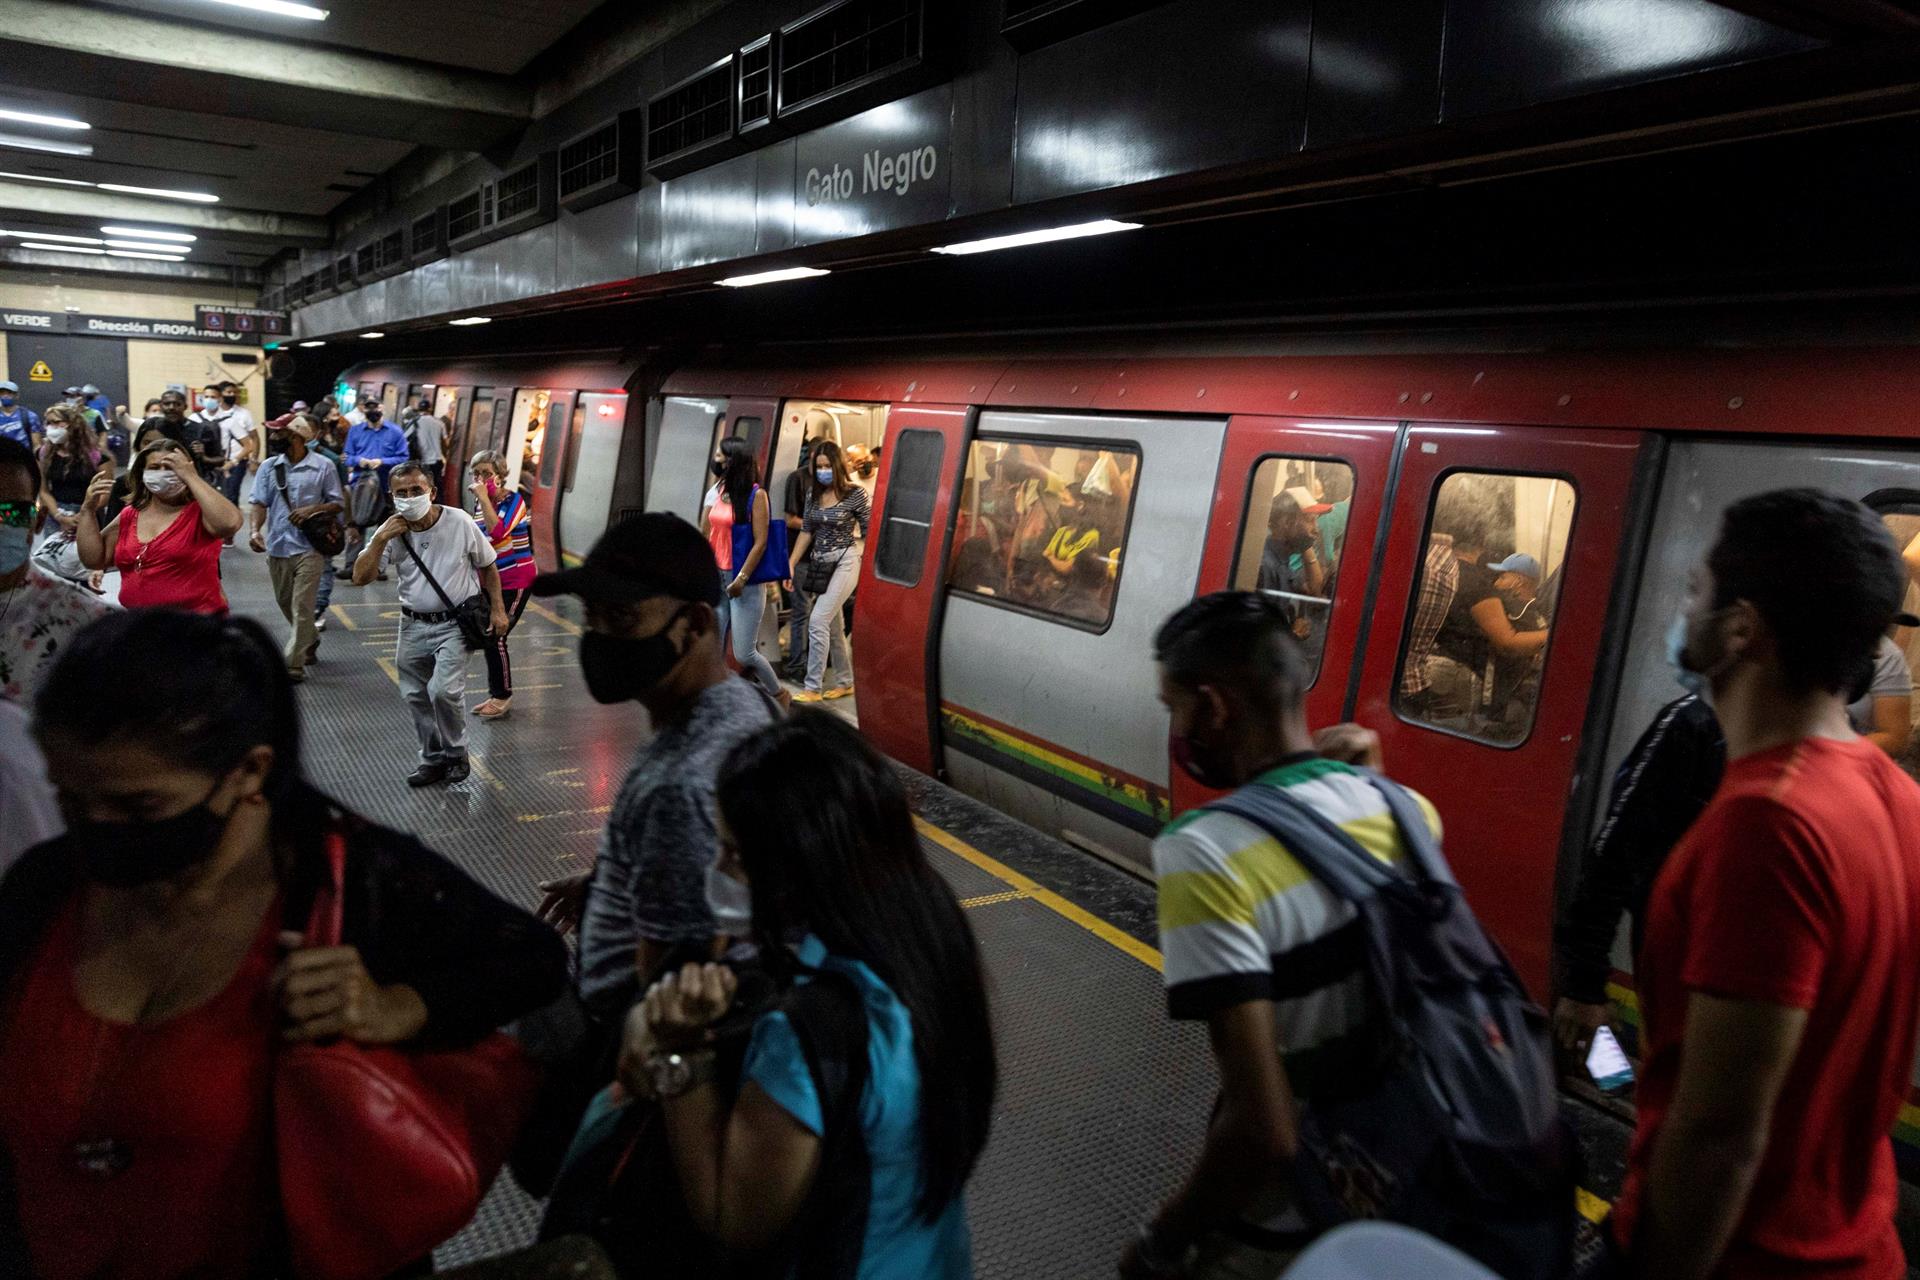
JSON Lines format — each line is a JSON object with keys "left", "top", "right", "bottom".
{"left": 947, "top": 436, "right": 1139, "bottom": 631}
{"left": 874, "top": 429, "right": 944, "bottom": 586}
{"left": 1230, "top": 456, "right": 1355, "bottom": 681}
{"left": 1866, "top": 497, "right": 1920, "bottom": 777}
{"left": 1395, "top": 471, "right": 1577, "bottom": 745}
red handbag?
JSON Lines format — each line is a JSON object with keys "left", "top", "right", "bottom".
{"left": 275, "top": 831, "right": 541, "bottom": 1280}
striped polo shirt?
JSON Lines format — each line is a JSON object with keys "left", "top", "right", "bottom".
{"left": 1153, "top": 755, "right": 1442, "bottom": 1100}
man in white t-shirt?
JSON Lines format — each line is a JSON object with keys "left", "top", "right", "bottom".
{"left": 214, "top": 382, "right": 259, "bottom": 509}
{"left": 352, "top": 461, "right": 509, "bottom": 787}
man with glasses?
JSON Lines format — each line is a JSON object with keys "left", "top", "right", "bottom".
{"left": 0, "top": 438, "right": 112, "bottom": 703}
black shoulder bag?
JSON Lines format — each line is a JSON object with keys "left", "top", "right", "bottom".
{"left": 274, "top": 459, "right": 346, "bottom": 557}
{"left": 400, "top": 530, "right": 494, "bottom": 651}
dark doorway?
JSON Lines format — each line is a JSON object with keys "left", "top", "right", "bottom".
{"left": 8, "top": 334, "right": 127, "bottom": 417}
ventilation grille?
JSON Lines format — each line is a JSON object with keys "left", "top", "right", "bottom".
{"left": 355, "top": 243, "right": 376, "bottom": 278}
{"left": 495, "top": 161, "right": 542, "bottom": 221}
{"left": 411, "top": 209, "right": 444, "bottom": 260}
{"left": 446, "top": 190, "right": 485, "bottom": 240}
{"left": 1000, "top": 0, "right": 1167, "bottom": 47}
{"left": 739, "top": 36, "right": 774, "bottom": 131}
{"left": 648, "top": 56, "right": 733, "bottom": 169}
{"left": 779, "top": 0, "right": 922, "bottom": 117}
{"left": 379, "top": 229, "right": 404, "bottom": 270}
{"left": 559, "top": 121, "right": 621, "bottom": 195}
{"left": 334, "top": 255, "right": 355, "bottom": 288}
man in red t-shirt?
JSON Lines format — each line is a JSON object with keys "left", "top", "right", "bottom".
{"left": 1613, "top": 488, "right": 1920, "bottom": 1280}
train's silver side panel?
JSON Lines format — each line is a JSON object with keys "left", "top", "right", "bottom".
{"left": 647, "top": 396, "right": 728, "bottom": 526}
{"left": 937, "top": 411, "right": 1229, "bottom": 873}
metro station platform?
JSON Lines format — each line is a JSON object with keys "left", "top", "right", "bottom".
{"left": 215, "top": 543, "right": 1624, "bottom": 1275}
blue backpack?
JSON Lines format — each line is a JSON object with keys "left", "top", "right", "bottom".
{"left": 1206, "top": 772, "right": 1574, "bottom": 1280}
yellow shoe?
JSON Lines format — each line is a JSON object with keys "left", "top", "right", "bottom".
{"left": 793, "top": 689, "right": 825, "bottom": 703}
{"left": 824, "top": 685, "right": 855, "bottom": 700}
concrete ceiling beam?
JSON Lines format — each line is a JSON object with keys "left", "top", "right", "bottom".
{"left": 0, "top": 181, "right": 329, "bottom": 246}
{"left": 0, "top": 246, "right": 261, "bottom": 284}
{"left": 0, "top": 0, "right": 532, "bottom": 148}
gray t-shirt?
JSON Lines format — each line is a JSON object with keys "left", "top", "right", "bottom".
{"left": 411, "top": 414, "right": 447, "bottom": 467}
{"left": 576, "top": 676, "right": 777, "bottom": 1012}
{"left": 381, "top": 505, "right": 496, "bottom": 612}
{"left": 1848, "top": 636, "right": 1913, "bottom": 734}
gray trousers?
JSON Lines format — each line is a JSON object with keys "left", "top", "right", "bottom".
{"left": 267, "top": 551, "right": 325, "bottom": 675}
{"left": 396, "top": 616, "right": 469, "bottom": 766}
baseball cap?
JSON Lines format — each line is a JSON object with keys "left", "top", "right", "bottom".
{"left": 1283, "top": 485, "right": 1333, "bottom": 516}
{"left": 81, "top": 383, "right": 99, "bottom": 395}
{"left": 62, "top": 386, "right": 80, "bottom": 396}
{"left": 290, "top": 400, "right": 310, "bottom": 412}
{"left": 532, "top": 512, "right": 722, "bottom": 608}
{"left": 0, "top": 381, "right": 17, "bottom": 393}
{"left": 286, "top": 415, "right": 317, "bottom": 440}
{"left": 1488, "top": 553, "right": 1543, "bottom": 580}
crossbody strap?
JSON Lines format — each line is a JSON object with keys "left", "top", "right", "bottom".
{"left": 399, "top": 531, "right": 461, "bottom": 613}
{"left": 272, "top": 457, "right": 293, "bottom": 509}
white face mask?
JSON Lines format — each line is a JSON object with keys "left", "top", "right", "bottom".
{"left": 43, "top": 427, "right": 67, "bottom": 446}
{"left": 706, "top": 864, "right": 752, "bottom": 936}
{"left": 142, "top": 468, "right": 184, "bottom": 496}
{"left": 394, "top": 493, "right": 432, "bottom": 522}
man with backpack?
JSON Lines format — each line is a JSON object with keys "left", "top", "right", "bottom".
{"left": 1125, "top": 592, "right": 1567, "bottom": 1280}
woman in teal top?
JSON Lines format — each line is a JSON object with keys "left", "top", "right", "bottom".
{"left": 633, "top": 711, "right": 996, "bottom": 1277}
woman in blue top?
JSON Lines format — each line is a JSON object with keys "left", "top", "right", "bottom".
{"left": 631, "top": 711, "right": 996, "bottom": 1277}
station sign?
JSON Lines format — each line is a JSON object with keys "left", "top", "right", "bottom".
{"left": 792, "top": 84, "right": 953, "bottom": 245}
{"left": 196, "top": 305, "right": 289, "bottom": 336}
{"left": 0, "top": 310, "right": 261, "bottom": 344}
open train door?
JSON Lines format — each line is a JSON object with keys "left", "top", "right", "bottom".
{"left": 1351, "top": 424, "right": 1648, "bottom": 996}
{"left": 522, "top": 390, "right": 577, "bottom": 574}
{"left": 850, "top": 404, "right": 974, "bottom": 775}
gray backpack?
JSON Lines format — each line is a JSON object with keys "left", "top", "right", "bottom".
{"left": 1206, "top": 772, "right": 1574, "bottom": 1280}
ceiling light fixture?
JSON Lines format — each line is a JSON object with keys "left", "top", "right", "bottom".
{"left": 448, "top": 316, "right": 491, "bottom": 326}
{"left": 717, "top": 266, "right": 830, "bottom": 288}
{"left": 106, "top": 239, "right": 191, "bottom": 252}
{"left": 359, "top": 331, "right": 386, "bottom": 339}
{"left": 0, "top": 133, "right": 92, "bottom": 158}
{"left": 196, "top": 0, "right": 329, "bottom": 19}
{"left": 101, "top": 225, "right": 196, "bottom": 243}
{"left": 0, "top": 229, "right": 103, "bottom": 244}
{"left": 99, "top": 182, "right": 218, "bottom": 204}
{"left": 0, "top": 170, "right": 90, "bottom": 187}
{"left": 20, "top": 242, "right": 103, "bottom": 254}
{"left": 105, "top": 249, "right": 186, "bottom": 261}
{"left": 299, "top": 340, "right": 326, "bottom": 348}
{"left": 0, "top": 108, "right": 89, "bottom": 131}
{"left": 930, "top": 218, "right": 1142, "bottom": 256}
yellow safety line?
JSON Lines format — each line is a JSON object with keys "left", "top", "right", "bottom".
{"left": 527, "top": 599, "right": 583, "bottom": 636}
{"left": 375, "top": 656, "right": 399, "bottom": 686}
{"left": 959, "top": 890, "right": 1028, "bottom": 909}
{"left": 1576, "top": 1188, "right": 1609, "bottom": 1225}
{"left": 912, "top": 816, "right": 1163, "bottom": 973}
{"left": 328, "top": 604, "right": 358, "bottom": 631}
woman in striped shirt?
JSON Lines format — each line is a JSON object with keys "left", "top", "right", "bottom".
{"left": 469, "top": 449, "right": 534, "bottom": 720}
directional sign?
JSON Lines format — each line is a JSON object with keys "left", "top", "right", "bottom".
{"left": 27, "top": 360, "right": 51, "bottom": 382}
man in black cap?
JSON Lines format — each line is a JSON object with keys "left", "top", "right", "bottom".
{"left": 532, "top": 512, "right": 780, "bottom": 1020}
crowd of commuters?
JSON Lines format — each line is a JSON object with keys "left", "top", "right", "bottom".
{"left": 0, "top": 454, "right": 1918, "bottom": 1280}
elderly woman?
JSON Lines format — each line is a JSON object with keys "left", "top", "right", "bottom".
{"left": 468, "top": 449, "right": 535, "bottom": 719}
{"left": 77, "top": 440, "right": 241, "bottom": 615}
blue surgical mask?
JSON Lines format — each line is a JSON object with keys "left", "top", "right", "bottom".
{"left": 0, "top": 524, "right": 30, "bottom": 574}
{"left": 706, "top": 863, "right": 752, "bottom": 936}
{"left": 815, "top": 468, "right": 834, "bottom": 485}
{"left": 1664, "top": 609, "right": 1727, "bottom": 700}
{"left": 0, "top": 395, "right": 15, "bottom": 408}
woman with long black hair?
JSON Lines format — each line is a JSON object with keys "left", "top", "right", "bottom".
{"left": 0, "top": 610, "right": 567, "bottom": 1278}
{"left": 630, "top": 710, "right": 996, "bottom": 1276}
{"left": 785, "top": 440, "right": 868, "bottom": 703}
{"left": 699, "top": 436, "right": 781, "bottom": 698}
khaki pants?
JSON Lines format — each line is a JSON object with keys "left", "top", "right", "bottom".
{"left": 267, "top": 552, "right": 325, "bottom": 675}
{"left": 396, "top": 616, "right": 468, "bottom": 767}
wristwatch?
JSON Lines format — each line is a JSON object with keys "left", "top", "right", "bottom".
{"left": 647, "top": 1050, "right": 719, "bottom": 1100}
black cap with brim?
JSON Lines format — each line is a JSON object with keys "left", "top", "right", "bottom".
{"left": 531, "top": 511, "right": 722, "bottom": 608}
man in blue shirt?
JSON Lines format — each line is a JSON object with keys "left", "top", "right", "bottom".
{"left": 0, "top": 382, "right": 40, "bottom": 449}
{"left": 247, "top": 414, "right": 344, "bottom": 682}
{"left": 340, "top": 403, "right": 409, "bottom": 581}
{"left": 81, "top": 383, "right": 112, "bottom": 425}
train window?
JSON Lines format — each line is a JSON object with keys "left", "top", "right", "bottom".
{"left": 946, "top": 436, "right": 1140, "bottom": 631}
{"left": 1229, "top": 457, "right": 1356, "bottom": 681}
{"left": 1864, "top": 491, "right": 1920, "bottom": 777}
{"left": 540, "top": 394, "right": 574, "bottom": 490}
{"left": 873, "top": 430, "right": 944, "bottom": 586}
{"left": 1394, "top": 471, "right": 1577, "bottom": 746}
{"left": 433, "top": 387, "right": 463, "bottom": 431}
{"left": 469, "top": 389, "right": 498, "bottom": 462}
{"left": 516, "top": 388, "right": 554, "bottom": 484}
{"left": 357, "top": 382, "right": 378, "bottom": 409}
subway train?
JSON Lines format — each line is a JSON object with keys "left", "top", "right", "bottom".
{"left": 338, "top": 340, "right": 1920, "bottom": 1053}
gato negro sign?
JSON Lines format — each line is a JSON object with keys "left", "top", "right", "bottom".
{"left": 804, "top": 145, "right": 939, "bottom": 206}
{"left": 791, "top": 84, "right": 952, "bottom": 245}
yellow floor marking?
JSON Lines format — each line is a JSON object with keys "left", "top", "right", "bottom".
{"left": 912, "top": 816, "right": 1163, "bottom": 973}
{"left": 328, "top": 604, "right": 358, "bottom": 631}
{"left": 545, "top": 767, "right": 581, "bottom": 777}
{"left": 375, "top": 656, "right": 399, "bottom": 686}
{"left": 464, "top": 751, "right": 504, "bottom": 790}
{"left": 528, "top": 599, "right": 583, "bottom": 636}
{"left": 959, "top": 890, "right": 1028, "bottom": 909}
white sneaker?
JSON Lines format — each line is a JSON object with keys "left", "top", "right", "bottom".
{"left": 314, "top": 616, "right": 328, "bottom": 632}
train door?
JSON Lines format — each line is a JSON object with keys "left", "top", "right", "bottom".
{"left": 435, "top": 385, "right": 469, "bottom": 497}
{"left": 1172, "top": 416, "right": 1400, "bottom": 815}
{"left": 851, "top": 406, "right": 972, "bottom": 774}
{"left": 937, "top": 412, "right": 1228, "bottom": 871}
{"left": 379, "top": 383, "right": 401, "bottom": 421}
{"left": 521, "top": 389, "right": 576, "bottom": 574}
{"left": 468, "top": 387, "right": 501, "bottom": 474}
{"left": 501, "top": 388, "right": 551, "bottom": 491}
{"left": 558, "top": 392, "right": 629, "bottom": 566}
{"left": 644, "top": 395, "right": 728, "bottom": 525}
{"left": 1351, "top": 425, "right": 1647, "bottom": 994}
{"left": 724, "top": 398, "right": 776, "bottom": 473}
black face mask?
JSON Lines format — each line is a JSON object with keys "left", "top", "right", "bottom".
{"left": 710, "top": 459, "right": 726, "bottom": 477}
{"left": 579, "top": 612, "right": 688, "bottom": 704}
{"left": 69, "top": 779, "right": 231, "bottom": 887}
{"left": 266, "top": 433, "right": 291, "bottom": 456}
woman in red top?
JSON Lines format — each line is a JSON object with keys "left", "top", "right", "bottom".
{"left": 0, "top": 610, "right": 568, "bottom": 1278}
{"left": 75, "top": 440, "right": 240, "bottom": 613}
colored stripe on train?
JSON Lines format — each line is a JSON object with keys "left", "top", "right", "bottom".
{"left": 940, "top": 703, "right": 1172, "bottom": 836}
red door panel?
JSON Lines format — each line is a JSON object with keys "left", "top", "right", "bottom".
{"left": 1171, "top": 417, "right": 1399, "bottom": 818}
{"left": 851, "top": 404, "right": 973, "bottom": 775}
{"left": 1353, "top": 424, "right": 1647, "bottom": 996}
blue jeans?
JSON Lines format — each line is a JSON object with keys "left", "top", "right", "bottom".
{"left": 717, "top": 571, "right": 780, "bottom": 696}
{"left": 314, "top": 555, "right": 335, "bottom": 615}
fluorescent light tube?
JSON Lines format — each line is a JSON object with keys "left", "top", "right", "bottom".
{"left": 105, "top": 239, "right": 191, "bottom": 251}
{"left": 930, "top": 219, "right": 1141, "bottom": 256}
{"left": 21, "top": 242, "right": 103, "bottom": 253}
{"left": 448, "top": 316, "right": 492, "bottom": 326}
{"left": 105, "top": 249, "right": 186, "bottom": 261}
{"left": 99, "top": 183, "right": 218, "bottom": 204}
{"left": 196, "top": 0, "right": 328, "bottom": 18}
{"left": 717, "top": 266, "right": 830, "bottom": 288}
{"left": 101, "top": 226, "right": 196, "bottom": 243}
{"left": 0, "top": 108, "right": 88, "bottom": 131}
{"left": 358, "top": 331, "right": 386, "bottom": 339}
{"left": 0, "top": 170, "right": 90, "bottom": 187}
{"left": 0, "top": 229, "right": 103, "bottom": 244}
{"left": 0, "top": 133, "right": 92, "bottom": 157}
{"left": 299, "top": 340, "right": 326, "bottom": 348}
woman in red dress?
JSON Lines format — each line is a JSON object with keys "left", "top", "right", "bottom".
{"left": 76, "top": 440, "right": 242, "bottom": 613}
{"left": 0, "top": 610, "right": 568, "bottom": 1278}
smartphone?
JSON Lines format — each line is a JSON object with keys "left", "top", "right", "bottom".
{"left": 1585, "top": 1025, "right": 1635, "bottom": 1092}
